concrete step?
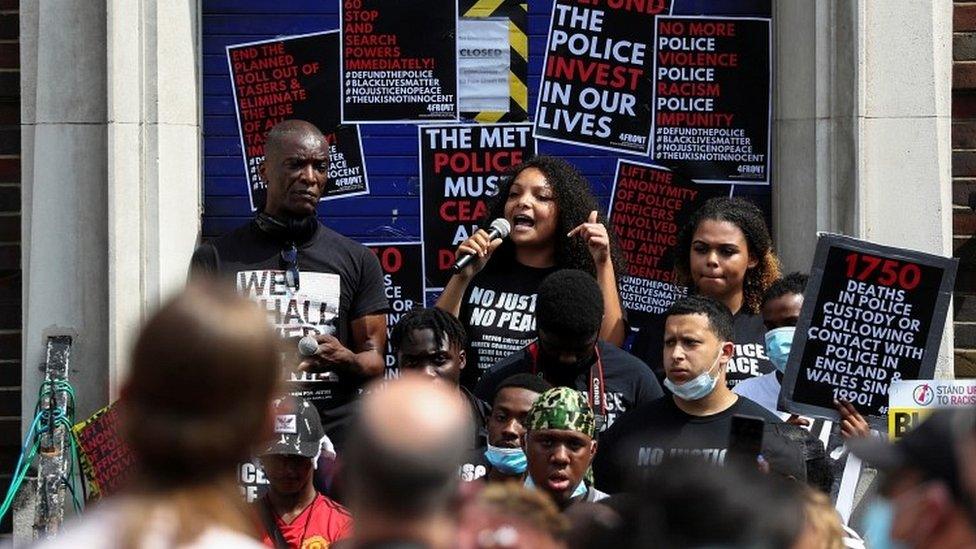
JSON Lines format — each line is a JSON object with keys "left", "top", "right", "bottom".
{"left": 955, "top": 349, "right": 976, "bottom": 378}
{"left": 957, "top": 321, "right": 976, "bottom": 348}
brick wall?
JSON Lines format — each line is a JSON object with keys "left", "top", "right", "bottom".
{"left": 953, "top": 2, "right": 976, "bottom": 376}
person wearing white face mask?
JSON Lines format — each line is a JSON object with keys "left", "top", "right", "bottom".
{"left": 593, "top": 295, "right": 783, "bottom": 494}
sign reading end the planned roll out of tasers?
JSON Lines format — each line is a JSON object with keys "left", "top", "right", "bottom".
{"left": 781, "top": 234, "right": 958, "bottom": 429}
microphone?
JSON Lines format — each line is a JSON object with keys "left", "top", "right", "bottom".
{"left": 298, "top": 336, "right": 319, "bottom": 357}
{"left": 298, "top": 324, "right": 336, "bottom": 357}
{"left": 452, "top": 218, "right": 511, "bottom": 273}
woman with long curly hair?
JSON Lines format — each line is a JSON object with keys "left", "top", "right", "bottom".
{"left": 436, "top": 155, "right": 627, "bottom": 389}
{"left": 632, "top": 196, "right": 781, "bottom": 388}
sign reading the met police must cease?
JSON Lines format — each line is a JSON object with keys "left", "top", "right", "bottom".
{"left": 782, "top": 235, "right": 957, "bottom": 428}
{"left": 533, "top": 0, "right": 669, "bottom": 154}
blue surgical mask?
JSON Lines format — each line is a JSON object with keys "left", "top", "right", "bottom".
{"left": 764, "top": 326, "right": 795, "bottom": 373}
{"left": 524, "top": 475, "right": 588, "bottom": 499}
{"left": 484, "top": 444, "right": 527, "bottom": 475}
{"left": 664, "top": 350, "right": 722, "bottom": 401}
{"left": 863, "top": 499, "right": 907, "bottom": 549}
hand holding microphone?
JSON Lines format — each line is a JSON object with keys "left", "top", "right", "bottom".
{"left": 452, "top": 218, "right": 511, "bottom": 275}
{"left": 296, "top": 323, "right": 353, "bottom": 374}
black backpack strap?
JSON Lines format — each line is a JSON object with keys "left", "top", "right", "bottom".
{"left": 257, "top": 497, "right": 290, "bottom": 549}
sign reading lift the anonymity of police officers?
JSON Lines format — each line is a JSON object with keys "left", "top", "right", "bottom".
{"left": 781, "top": 235, "right": 958, "bottom": 428}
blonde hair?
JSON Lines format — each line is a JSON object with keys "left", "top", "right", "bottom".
{"left": 800, "top": 487, "right": 845, "bottom": 549}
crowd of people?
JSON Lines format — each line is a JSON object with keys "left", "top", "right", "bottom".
{"left": 43, "top": 119, "right": 976, "bottom": 548}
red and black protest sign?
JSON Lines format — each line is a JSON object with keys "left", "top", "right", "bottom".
{"left": 341, "top": 0, "right": 458, "bottom": 122}
{"left": 419, "top": 123, "right": 536, "bottom": 290}
{"left": 73, "top": 403, "right": 136, "bottom": 500}
{"left": 534, "top": 0, "right": 668, "bottom": 154}
{"left": 227, "top": 31, "right": 369, "bottom": 211}
{"left": 650, "top": 16, "right": 770, "bottom": 184}
{"left": 607, "top": 159, "right": 723, "bottom": 329}
{"left": 366, "top": 242, "right": 425, "bottom": 379}
{"left": 782, "top": 235, "right": 958, "bottom": 428}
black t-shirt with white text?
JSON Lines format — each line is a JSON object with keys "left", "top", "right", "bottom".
{"left": 726, "top": 311, "right": 774, "bottom": 389}
{"left": 593, "top": 395, "right": 782, "bottom": 494}
{"left": 190, "top": 220, "right": 389, "bottom": 448}
{"left": 458, "top": 257, "right": 558, "bottom": 390}
{"left": 474, "top": 341, "right": 664, "bottom": 432}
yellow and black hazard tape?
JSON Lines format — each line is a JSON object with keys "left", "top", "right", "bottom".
{"left": 461, "top": 0, "right": 529, "bottom": 123}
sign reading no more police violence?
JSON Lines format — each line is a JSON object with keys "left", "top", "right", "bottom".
{"left": 781, "top": 234, "right": 958, "bottom": 429}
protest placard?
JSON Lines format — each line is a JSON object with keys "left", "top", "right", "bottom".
{"left": 419, "top": 123, "right": 536, "bottom": 290}
{"left": 533, "top": 0, "right": 668, "bottom": 153}
{"left": 73, "top": 403, "right": 136, "bottom": 500}
{"left": 781, "top": 234, "right": 958, "bottom": 428}
{"left": 650, "top": 16, "right": 771, "bottom": 184}
{"left": 888, "top": 379, "right": 976, "bottom": 439}
{"left": 341, "top": 0, "right": 458, "bottom": 122}
{"left": 366, "top": 242, "right": 424, "bottom": 378}
{"left": 227, "top": 31, "right": 369, "bottom": 211}
{"left": 607, "top": 159, "right": 724, "bottom": 329}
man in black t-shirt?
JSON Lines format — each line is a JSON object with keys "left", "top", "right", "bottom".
{"left": 594, "top": 295, "right": 782, "bottom": 494}
{"left": 390, "top": 308, "right": 489, "bottom": 450}
{"left": 475, "top": 270, "right": 663, "bottom": 432}
{"left": 190, "top": 120, "right": 388, "bottom": 450}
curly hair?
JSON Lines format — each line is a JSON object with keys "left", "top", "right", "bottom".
{"left": 481, "top": 155, "right": 627, "bottom": 279}
{"left": 674, "top": 197, "right": 780, "bottom": 314}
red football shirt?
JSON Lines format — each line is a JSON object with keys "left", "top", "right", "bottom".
{"left": 260, "top": 493, "right": 353, "bottom": 549}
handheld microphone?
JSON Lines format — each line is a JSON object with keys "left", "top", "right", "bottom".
{"left": 452, "top": 218, "right": 511, "bottom": 273}
{"left": 298, "top": 324, "right": 336, "bottom": 357}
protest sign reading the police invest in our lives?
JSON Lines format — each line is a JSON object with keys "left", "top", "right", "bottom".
{"left": 533, "top": 0, "right": 669, "bottom": 153}
{"left": 650, "top": 16, "right": 771, "bottom": 184}
{"left": 366, "top": 242, "right": 424, "bottom": 379}
{"left": 227, "top": 31, "right": 369, "bottom": 211}
{"left": 782, "top": 235, "right": 958, "bottom": 428}
{"left": 419, "top": 123, "right": 536, "bottom": 291}
{"left": 607, "top": 159, "right": 722, "bottom": 329}
{"left": 341, "top": 0, "right": 458, "bottom": 122}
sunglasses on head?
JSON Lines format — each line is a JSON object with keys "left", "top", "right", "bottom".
{"left": 280, "top": 244, "right": 300, "bottom": 291}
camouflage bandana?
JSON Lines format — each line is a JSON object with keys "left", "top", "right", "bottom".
{"left": 525, "top": 387, "right": 595, "bottom": 438}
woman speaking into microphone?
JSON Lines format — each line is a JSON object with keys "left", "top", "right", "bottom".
{"left": 436, "top": 155, "right": 627, "bottom": 390}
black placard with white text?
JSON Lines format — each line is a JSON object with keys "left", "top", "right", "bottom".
{"left": 341, "top": 0, "right": 459, "bottom": 122}
{"left": 419, "top": 123, "right": 536, "bottom": 290}
{"left": 607, "top": 159, "right": 723, "bottom": 330}
{"left": 533, "top": 0, "right": 669, "bottom": 154}
{"left": 366, "top": 242, "right": 425, "bottom": 379}
{"left": 227, "top": 31, "right": 369, "bottom": 211}
{"left": 650, "top": 16, "right": 770, "bottom": 184}
{"left": 781, "top": 235, "right": 958, "bottom": 428}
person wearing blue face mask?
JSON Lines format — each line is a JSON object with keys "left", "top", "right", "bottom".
{"left": 593, "top": 295, "right": 783, "bottom": 494}
{"left": 459, "top": 374, "right": 552, "bottom": 483}
{"left": 852, "top": 410, "right": 976, "bottom": 549}
{"left": 733, "top": 273, "right": 870, "bottom": 439}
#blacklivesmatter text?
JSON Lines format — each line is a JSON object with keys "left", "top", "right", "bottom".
{"left": 230, "top": 41, "right": 318, "bottom": 189}
{"left": 654, "top": 19, "right": 765, "bottom": 175}
{"left": 611, "top": 162, "right": 693, "bottom": 313}
{"left": 343, "top": 1, "right": 454, "bottom": 113}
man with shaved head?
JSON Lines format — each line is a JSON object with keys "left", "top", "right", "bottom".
{"left": 344, "top": 373, "right": 472, "bottom": 549}
{"left": 191, "top": 119, "right": 388, "bottom": 451}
